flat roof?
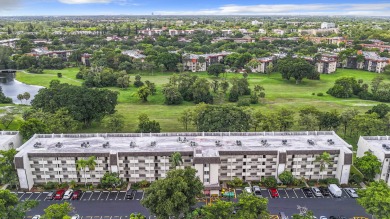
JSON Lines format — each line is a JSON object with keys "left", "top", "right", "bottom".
{"left": 361, "top": 136, "right": 390, "bottom": 154}
{"left": 0, "top": 131, "right": 19, "bottom": 149}
{"left": 16, "top": 132, "right": 352, "bottom": 158}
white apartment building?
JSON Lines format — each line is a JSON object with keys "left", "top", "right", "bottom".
{"left": 0, "top": 131, "right": 22, "bottom": 151}
{"left": 15, "top": 132, "right": 352, "bottom": 193}
{"left": 321, "top": 22, "right": 336, "bottom": 29}
{"left": 182, "top": 52, "right": 231, "bottom": 72}
{"left": 357, "top": 136, "right": 390, "bottom": 186}
{"left": 251, "top": 57, "right": 274, "bottom": 73}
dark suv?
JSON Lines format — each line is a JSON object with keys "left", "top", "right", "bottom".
{"left": 302, "top": 187, "right": 313, "bottom": 197}
{"left": 126, "top": 189, "right": 136, "bottom": 199}
{"left": 319, "top": 186, "right": 330, "bottom": 196}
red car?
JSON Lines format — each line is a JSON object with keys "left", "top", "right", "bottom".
{"left": 269, "top": 188, "right": 279, "bottom": 198}
{"left": 54, "top": 189, "right": 65, "bottom": 200}
{"left": 72, "top": 190, "right": 83, "bottom": 200}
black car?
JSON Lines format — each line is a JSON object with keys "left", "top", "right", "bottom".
{"left": 319, "top": 186, "right": 330, "bottom": 196}
{"left": 126, "top": 189, "right": 136, "bottom": 199}
{"left": 302, "top": 187, "right": 313, "bottom": 197}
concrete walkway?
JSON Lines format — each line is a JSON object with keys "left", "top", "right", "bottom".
{"left": 359, "top": 182, "right": 367, "bottom": 189}
{"left": 0, "top": 184, "right": 9, "bottom": 190}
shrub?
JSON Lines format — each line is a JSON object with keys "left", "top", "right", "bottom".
{"left": 237, "top": 99, "right": 250, "bottom": 107}
{"left": 278, "top": 171, "right": 294, "bottom": 185}
{"left": 349, "top": 174, "right": 363, "bottom": 185}
{"left": 226, "top": 177, "right": 243, "bottom": 188}
{"left": 57, "top": 73, "right": 62, "bottom": 78}
{"left": 326, "top": 178, "right": 339, "bottom": 185}
{"left": 250, "top": 94, "right": 259, "bottom": 104}
{"left": 139, "top": 180, "right": 150, "bottom": 188}
{"left": 262, "top": 177, "right": 277, "bottom": 188}
{"left": 312, "top": 93, "right": 315, "bottom": 95}
{"left": 43, "top": 181, "right": 56, "bottom": 190}
{"left": 317, "top": 92, "right": 324, "bottom": 96}
{"left": 134, "top": 80, "right": 144, "bottom": 88}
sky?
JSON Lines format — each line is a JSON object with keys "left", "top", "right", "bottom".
{"left": 0, "top": 0, "right": 390, "bottom": 16}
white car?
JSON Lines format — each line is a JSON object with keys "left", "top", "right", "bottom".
{"left": 63, "top": 189, "right": 74, "bottom": 200}
{"left": 32, "top": 215, "right": 41, "bottom": 219}
{"left": 244, "top": 187, "right": 252, "bottom": 193}
{"left": 311, "top": 187, "right": 323, "bottom": 197}
{"left": 345, "top": 188, "right": 359, "bottom": 198}
{"left": 320, "top": 217, "right": 328, "bottom": 219}
{"left": 71, "top": 215, "right": 80, "bottom": 219}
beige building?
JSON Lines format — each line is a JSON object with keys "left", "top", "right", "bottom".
{"left": 15, "top": 132, "right": 352, "bottom": 194}
{"left": 357, "top": 136, "right": 390, "bottom": 186}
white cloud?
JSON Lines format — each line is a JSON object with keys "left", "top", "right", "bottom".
{"left": 156, "top": 3, "right": 390, "bottom": 16}
{"left": 58, "top": 0, "right": 112, "bottom": 4}
{"left": 0, "top": 0, "right": 22, "bottom": 12}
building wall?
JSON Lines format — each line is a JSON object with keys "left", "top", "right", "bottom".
{"left": 0, "top": 132, "right": 22, "bottom": 150}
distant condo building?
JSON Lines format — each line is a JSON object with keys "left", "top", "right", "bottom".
{"left": 15, "top": 132, "right": 352, "bottom": 194}
{"left": 321, "top": 22, "right": 336, "bottom": 29}
{"left": 0, "top": 131, "right": 22, "bottom": 151}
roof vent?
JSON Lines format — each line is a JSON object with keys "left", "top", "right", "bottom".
{"left": 282, "top": 139, "right": 287, "bottom": 145}
{"left": 382, "top": 144, "right": 387, "bottom": 148}
{"left": 102, "top": 142, "right": 110, "bottom": 148}
{"left": 178, "top": 137, "right": 188, "bottom": 143}
{"left": 130, "top": 141, "right": 136, "bottom": 148}
{"left": 307, "top": 139, "right": 315, "bottom": 145}
{"left": 150, "top": 141, "right": 157, "bottom": 147}
{"left": 81, "top": 142, "right": 90, "bottom": 148}
{"left": 261, "top": 139, "right": 267, "bottom": 145}
{"left": 190, "top": 141, "right": 196, "bottom": 147}
{"left": 55, "top": 142, "right": 63, "bottom": 148}
{"left": 327, "top": 139, "right": 334, "bottom": 145}
{"left": 33, "top": 142, "right": 42, "bottom": 148}
{"left": 215, "top": 140, "right": 222, "bottom": 147}
{"left": 236, "top": 140, "right": 242, "bottom": 146}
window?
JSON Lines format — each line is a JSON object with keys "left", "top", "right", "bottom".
{"left": 204, "top": 171, "right": 209, "bottom": 175}
{"left": 205, "top": 178, "right": 209, "bottom": 182}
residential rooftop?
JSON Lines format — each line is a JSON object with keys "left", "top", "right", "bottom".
{"left": 361, "top": 136, "right": 390, "bottom": 154}
{"left": 16, "top": 131, "right": 352, "bottom": 158}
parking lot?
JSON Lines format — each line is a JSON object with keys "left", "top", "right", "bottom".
{"left": 13, "top": 190, "right": 146, "bottom": 202}
{"left": 253, "top": 188, "right": 356, "bottom": 199}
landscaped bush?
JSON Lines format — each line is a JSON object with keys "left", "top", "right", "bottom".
{"left": 317, "top": 92, "right": 324, "bottom": 96}
{"left": 57, "top": 73, "right": 62, "bottom": 78}
{"left": 236, "top": 99, "right": 250, "bottom": 107}
{"left": 278, "top": 171, "right": 294, "bottom": 185}
{"left": 43, "top": 182, "right": 57, "bottom": 190}
{"left": 349, "top": 173, "right": 363, "bottom": 185}
{"left": 226, "top": 177, "right": 243, "bottom": 188}
{"left": 326, "top": 178, "right": 339, "bottom": 185}
{"left": 262, "top": 177, "right": 277, "bottom": 188}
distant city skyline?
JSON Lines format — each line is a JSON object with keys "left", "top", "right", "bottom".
{"left": 0, "top": 0, "right": 390, "bottom": 16}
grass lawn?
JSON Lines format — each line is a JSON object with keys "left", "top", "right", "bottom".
{"left": 12, "top": 68, "right": 390, "bottom": 136}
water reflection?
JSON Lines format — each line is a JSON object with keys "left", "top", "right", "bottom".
{"left": 0, "top": 72, "right": 44, "bottom": 105}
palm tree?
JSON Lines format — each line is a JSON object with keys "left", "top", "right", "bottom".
{"left": 314, "top": 152, "right": 332, "bottom": 183}
{"left": 76, "top": 156, "right": 96, "bottom": 186}
{"left": 170, "top": 152, "right": 183, "bottom": 169}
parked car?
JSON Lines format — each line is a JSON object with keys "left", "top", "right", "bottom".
{"left": 320, "top": 217, "right": 328, "bottom": 219}
{"left": 71, "top": 215, "right": 80, "bottom": 219}
{"left": 302, "top": 187, "right": 313, "bottom": 197}
{"left": 252, "top": 186, "right": 262, "bottom": 197}
{"left": 311, "top": 187, "right": 322, "bottom": 197}
{"left": 329, "top": 216, "right": 338, "bottom": 219}
{"left": 269, "top": 188, "right": 279, "bottom": 198}
{"left": 244, "top": 187, "right": 252, "bottom": 193}
{"left": 126, "top": 189, "right": 136, "bottom": 199}
{"left": 319, "top": 186, "right": 330, "bottom": 196}
{"left": 345, "top": 188, "right": 358, "bottom": 198}
{"left": 46, "top": 191, "right": 55, "bottom": 200}
{"left": 32, "top": 215, "right": 41, "bottom": 219}
{"left": 328, "top": 184, "right": 342, "bottom": 198}
{"left": 72, "top": 190, "right": 83, "bottom": 200}
{"left": 63, "top": 189, "right": 73, "bottom": 200}
{"left": 253, "top": 186, "right": 263, "bottom": 198}
{"left": 54, "top": 189, "right": 65, "bottom": 200}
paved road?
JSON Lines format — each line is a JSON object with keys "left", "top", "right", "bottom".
{"left": 21, "top": 189, "right": 370, "bottom": 218}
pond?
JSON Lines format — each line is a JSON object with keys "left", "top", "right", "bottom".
{"left": 0, "top": 72, "right": 44, "bottom": 105}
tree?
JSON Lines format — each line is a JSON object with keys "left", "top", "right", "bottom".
{"left": 177, "top": 63, "right": 184, "bottom": 73}
{"left": 141, "top": 168, "right": 204, "bottom": 219}
{"left": 0, "top": 190, "right": 38, "bottom": 219}
{"left": 162, "top": 84, "right": 183, "bottom": 105}
{"left": 318, "top": 110, "right": 340, "bottom": 131}
{"left": 226, "top": 177, "right": 244, "bottom": 188}
{"left": 137, "top": 85, "right": 151, "bottom": 102}
{"left": 23, "top": 92, "right": 31, "bottom": 103}
{"left": 340, "top": 108, "right": 359, "bottom": 137}
{"left": 130, "top": 213, "right": 146, "bottom": 219}
{"left": 276, "top": 108, "right": 295, "bottom": 131}
{"left": 292, "top": 209, "right": 316, "bottom": 219}
{"left": 100, "top": 172, "right": 123, "bottom": 189}
{"left": 235, "top": 192, "right": 269, "bottom": 219}
{"left": 220, "top": 80, "right": 230, "bottom": 94}
{"left": 278, "top": 171, "right": 294, "bottom": 185}
{"left": 0, "top": 112, "right": 15, "bottom": 129}
{"left": 19, "top": 118, "right": 48, "bottom": 140}
{"left": 228, "top": 85, "right": 240, "bottom": 102}
{"left": 366, "top": 103, "right": 390, "bottom": 119}
{"left": 178, "top": 109, "right": 192, "bottom": 131}
{"left": 355, "top": 151, "right": 382, "bottom": 182}
{"left": 351, "top": 113, "right": 384, "bottom": 136}
{"left": 314, "top": 152, "right": 332, "bottom": 183}
{"left": 357, "top": 180, "right": 390, "bottom": 219}
{"left": 327, "top": 77, "right": 361, "bottom": 98}
{"left": 191, "top": 78, "right": 213, "bottom": 104}
{"left": 277, "top": 57, "right": 316, "bottom": 84}
{"left": 262, "top": 177, "right": 277, "bottom": 188}
{"left": 207, "top": 63, "right": 225, "bottom": 77}
{"left": 117, "top": 74, "right": 130, "bottom": 88}
{"left": 17, "top": 94, "right": 24, "bottom": 104}
{"left": 211, "top": 80, "right": 219, "bottom": 93}
{"left": 383, "top": 65, "right": 390, "bottom": 75}
{"left": 136, "top": 114, "right": 161, "bottom": 133}
{"left": 170, "top": 152, "right": 183, "bottom": 168}
{"left": 201, "top": 200, "right": 234, "bottom": 219}
{"left": 103, "top": 113, "right": 125, "bottom": 132}
{"left": 32, "top": 81, "right": 118, "bottom": 127}
{"left": 42, "top": 202, "right": 74, "bottom": 219}
{"left": 0, "top": 149, "right": 19, "bottom": 189}
{"left": 134, "top": 74, "right": 144, "bottom": 87}
{"left": 76, "top": 156, "right": 97, "bottom": 186}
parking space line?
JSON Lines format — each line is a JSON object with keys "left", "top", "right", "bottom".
{"left": 141, "top": 191, "right": 145, "bottom": 200}
{"left": 89, "top": 192, "right": 95, "bottom": 201}
{"left": 35, "top": 192, "right": 42, "bottom": 200}
{"left": 284, "top": 189, "right": 289, "bottom": 198}
{"left": 301, "top": 189, "right": 307, "bottom": 198}
{"left": 80, "top": 192, "right": 86, "bottom": 200}
{"left": 26, "top": 192, "right": 33, "bottom": 200}
{"left": 97, "top": 192, "right": 103, "bottom": 200}
{"left": 268, "top": 189, "right": 272, "bottom": 198}
{"left": 115, "top": 191, "right": 119, "bottom": 200}
{"left": 292, "top": 189, "right": 298, "bottom": 198}
{"left": 106, "top": 191, "right": 111, "bottom": 201}
{"left": 344, "top": 189, "right": 351, "bottom": 198}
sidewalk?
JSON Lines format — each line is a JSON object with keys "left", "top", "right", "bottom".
{"left": 0, "top": 184, "right": 9, "bottom": 190}
{"left": 359, "top": 182, "right": 367, "bottom": 189}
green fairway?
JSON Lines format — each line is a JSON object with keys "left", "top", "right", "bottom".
{"left": 13, "top": 68, "right": 390, "bottom": 133}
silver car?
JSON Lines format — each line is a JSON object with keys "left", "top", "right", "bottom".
{"left": 345, "top": 188, "right": 359, "bottom": 198}
{"left": 252, "top": 186, "right": 262, "bottom": 197}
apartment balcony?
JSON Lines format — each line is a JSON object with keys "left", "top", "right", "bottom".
{"left": 306, "top": 165, "right": 315, "bottom": 169}
{"left": 38, "top": 161, "right": 48, "bottom": 165}
{"left": 146, "top": 174, "right": 155, "bottom": 178}
{"left": 130, "top": 167, "right": 140, "bottom": 171}
{"left": 227, "top": 172, "right": 236, "bottom": 177}
{"left": 145, "top": 166, "right": 154, "bottom": 171}
{"left": 292, "top": 165, "right": 301, "bottom": 168}
{"left": 39, "top": 168, "right": 49, "bottom": 171}
{"left": 54, "top": 175, "right": 63, "bottom": 178}
{"left": 293, "top": 158, "right": 302, "bottom": 162}
{"left": 145, "top": 159, "right": 154, "bottom": 164}
{"left": 227, "top": 158, "right": 236, "bottom": 162}
{"left": 204, "top": 167, "right": 209, "bottom": 171}
{"left": 307, "top": 157, "right": 315, "bottom": 162}
{"left": 130, "top": 174, "right": 139, "bottom": 178}
{"left": 129, "top": 160, "right": 139, "bottom": 164}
